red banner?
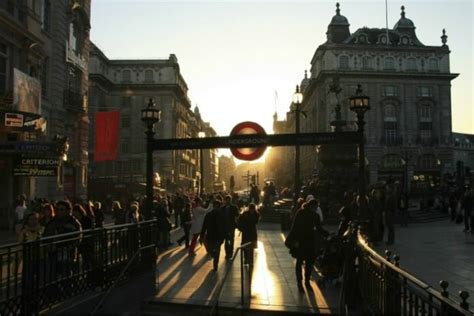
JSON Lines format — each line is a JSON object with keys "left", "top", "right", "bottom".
{"left": 94, "top": 111, "right": 120, "bottom": 162}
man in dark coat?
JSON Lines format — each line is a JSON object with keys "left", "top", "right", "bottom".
{"left": 236, "top": 203, "right": 260, "bottom": 265}
{"left": 201, "top": 199, "right": 226, "bottom": 271}
{"left": 222, "top": 195, "right": 240, "bottom": 259}
{"left": 287, "top": 198, "right": 327, "bottom": 292}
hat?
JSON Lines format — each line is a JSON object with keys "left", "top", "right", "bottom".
{"left": 305, "top": 195, "right": 315, "bottom": 202}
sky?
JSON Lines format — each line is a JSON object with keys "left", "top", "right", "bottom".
{"left": 90, "top": 0, "right": 473, "bottom": 141}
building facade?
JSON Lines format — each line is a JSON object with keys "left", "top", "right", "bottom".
{"left": 88, "top": 43, "right": 218, "bottom": 199}
{"left": 0, "top": 0, "right": 90, "bottom": 227}
{"left": 271, "top": 4, "right": 458, "bottom": 193}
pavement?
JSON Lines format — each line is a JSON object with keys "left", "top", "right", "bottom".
{"left": 152, "top": 223, "right": 340, "bottom": 314}
{"left": 374, "top": 219, "right": 474, "bottom": 298}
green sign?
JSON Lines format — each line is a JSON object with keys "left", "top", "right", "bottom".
{"left": 13, "top": 157, "right": 60, "bottom": 177}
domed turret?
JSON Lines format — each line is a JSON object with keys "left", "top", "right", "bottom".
{"left": 394, "top": 5, "right": 415, "bottom": 30}
{"left": 326, "top": 3, "right": 350, "bottom": 43}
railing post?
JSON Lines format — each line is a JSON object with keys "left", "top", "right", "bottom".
{"left": 240, "top": 249, "right": 244, "bottom": 306}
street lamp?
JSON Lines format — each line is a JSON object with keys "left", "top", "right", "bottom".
{"left": 291, "top": 85, "right": 304, "bottom": 201}
{"left": 349, "top": 84, "right": 370, "bottom": 198}
{"left": 141, "top": 98, "right": 161, "bottom": 219}
{"left": 198, "top": 131, "right": 205, "bottom": 196}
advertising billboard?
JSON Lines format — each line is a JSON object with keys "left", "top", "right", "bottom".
{"left": 13, "top": 68, "right": 41, "bottom": 114}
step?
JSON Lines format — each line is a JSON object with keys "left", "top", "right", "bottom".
{"left": 142, "top": 299, "right": 328, "bottom": 315}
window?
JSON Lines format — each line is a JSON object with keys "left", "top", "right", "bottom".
{"left": 406, "top": 57, "right": 417, "bottom": 71}
{"left": 419, "top": 86, "right": 432, "bottom": 97}
{"left": 69, "top": 22, "right": 82, "bottom": 54}
{"left": 384, "top": 57, "right": 395, "bottom": 70}
{"left": 384, "top": 104, "right": 397, "bottom": 119}
{"left": 420, "top": 105, "right": 432, "bottom": 120}
{"left": 41, "top": 0, "right": 51, "bottom": 32}
{"left": 121, "top": 114, "right": 130, "bottom": 128}
{"left": 382, "top": 155, "right": 403, "bottom": 169}
{"left": 362, "top": 56, "right": 372, "bottom": 69}
{"left": 358, "top": 34, "right": 367, "bottom": 44}
{"left": 418, "top": 155, "right": 437, "bottom": 169}
{"left": 339, "top": 56, "right": 349, "bottom": 69}
{"left": 122, "top": 96, "right": 131, "bottom": 107}
{"left": 0, "top": 43, "right": 7, "bottom": 94}
{"left": 384, "top": 86, "right": 397, "bottom": 97}
{"left": 144, "top": 69, "right": 154, "bottom": 82}
{"left": 428, "top": 58, "right": 439, "bottom": 71}
{"left": 383, "top": 103, "right": 398, "bottom": 144}
{"left": 122, "top": 69, "right": 131, "bottom": 82}
{"left": 384, "top": 122, "right": 398, "bottom": 142}
{"left": 419, "top": 122, "right": 432, "bottom": 141}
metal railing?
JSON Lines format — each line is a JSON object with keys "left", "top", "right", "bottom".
{"left": 340, "top": 221, "right": 472, "bottom": 315}
{"left": 210, "top": 241, "right": 254, "bottom": 315}
{"left": 0, "top": 220, "right": 158, "bottom": 315}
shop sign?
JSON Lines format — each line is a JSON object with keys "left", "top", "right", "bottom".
{"left": 4, "top": 113, "right": 23, "bottom": 127}
{"left": 13, "top": 157, "right": 60, "bottom": 177}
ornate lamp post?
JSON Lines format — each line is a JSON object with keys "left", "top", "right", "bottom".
{"left": 141, "top": 98, "right": 161, "bottom": 219}
{"left": 349, "top": 84, "right": 370, "bottom": 199}
{"left": 291, "top": 85, "right": 304, "bottom": 201}
{"left": 198, "top": 131, "right": 205, "bottom": 196}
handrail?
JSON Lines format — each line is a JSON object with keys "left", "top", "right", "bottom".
{"left": 90, "top": 244, "right": 156, "bottom": 315}
{"left": 209, "top": 242, "right": 253, "bottom": 316}
{"left": 356, "top": 229, "right": 472, "bottom": 314}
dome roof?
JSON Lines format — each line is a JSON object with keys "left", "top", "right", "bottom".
{"left": 329, "top": 3, "right": 349, "bottom": 26}
{"left": 394, "top": 5, "right": 415, "bottom": 29}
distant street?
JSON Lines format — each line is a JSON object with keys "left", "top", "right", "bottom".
{"left": 375, "top": 220, "right": 474, "bottom": 295}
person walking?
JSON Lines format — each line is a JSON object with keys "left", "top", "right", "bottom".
{"left": 200, "top": 199, "right": 226, "bottom": 271}
{"left": 286, "top": 199, "right": 327, "bottom": 292}
{"left": 156, "top": 198, "right": 172, "bottom": 249}
{"left": 236, "top": 203, "right": 260, "bottom": 265}
{"left": 398, "top": 191, "right": 409, "bottom": 227}
{"left": 112, "top": 201, "right": 125, "bottom": 225}
{"left": 173, "top": 193, "right": 185, "bottom": 228}
{"left": 177, "top": 202, "right": 193, "bottom": 248}
{"left": 222, "top": 195, "right": 240, "bottom": 259}
{"left": 188, "top": 197, "right": 211, "bottom": 256}
{"left": 18, "top": 212, "right": 44, "bottom": 243}
{"left": 93, "top": 201, "right": 105, "bottom": 228}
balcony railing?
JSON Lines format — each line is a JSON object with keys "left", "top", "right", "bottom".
{"left": 380, "top": 135, "right": 403, "bottom": 146}
{"left": 417, "top": 136, "right": 439, "bottom": 147}
{"left": 63, "top": 89, "right": 85, "bottom": 112}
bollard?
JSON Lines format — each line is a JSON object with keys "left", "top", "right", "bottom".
{"left": 385, "top": 250, "right": 392, "bottom": 262}
{"left": 440, "top": 280, "right": 449, "bottom": 298}
{"left": 393, "top": 255, "right": 400, "bottom": 267}
{"left": 459, "top": 291, "right": 470, "bottom": 310}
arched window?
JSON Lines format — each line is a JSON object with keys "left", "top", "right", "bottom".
{"left": 144, "top": 69, "right": 154, "bottom": 82}
{"left": 428, "top": 58, "right": 439, "bottom": 71}
{"left": 407, "top": 57, "right": 417, "bottom": 71}
{"left": 339, "top": 56, "right": 349, "bottom": 69}
{"left": 384, "top": 57, "right": 395, "bottom": 70}
{"left": 122, "top": 69, "right": 131, "bottom": 82}
{"left": 384, "top": 104, "right": 397, "bottom": 119}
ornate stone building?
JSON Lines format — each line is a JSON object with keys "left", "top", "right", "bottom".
{"left": 0, "top": 0, "right": 90, "bottom": 226}
{"left": 272, "top": 4, "right": 458, "bottom": 193}
{"left": 88, "top": 43, "right": 217, "bottom": 198}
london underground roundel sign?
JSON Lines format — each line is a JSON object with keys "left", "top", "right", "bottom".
{"left": 230, "top": 121, "right": 266, "bottom": 161}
